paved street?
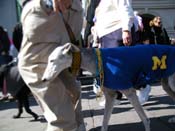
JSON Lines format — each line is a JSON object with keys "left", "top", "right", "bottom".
{"left": 0, "top": 82, "right": 175, "bottom": 131}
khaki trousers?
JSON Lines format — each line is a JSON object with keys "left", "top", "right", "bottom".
{"left": 19, "top": 68, "right": 83, "bottom": 131}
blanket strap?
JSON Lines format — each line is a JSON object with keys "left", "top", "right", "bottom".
{"left": 70, "top": 51, "right": 81, "bottom": 76}
{"left": 95, "top": 49, "right": 104, "bottom": 89}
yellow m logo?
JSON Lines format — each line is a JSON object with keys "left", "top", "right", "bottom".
{"left": 152, "top": 55, "right": 167, "bottom": 70}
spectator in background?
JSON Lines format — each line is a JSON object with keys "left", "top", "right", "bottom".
{"left": 137, "top": 16, "right": 171, "bottom": 105}
{"left": 0, "top": 26, "right": 13, "bottom": 101}
{"left": 93, "top": 1, "right": 154, "bottom": 106}
{"left": 12, "top": 23, "right": 23, "bottom": 52}
{"left": 172, "top": 25, "right": 175, "bottom": 45}
{"left": 92, "top": 0, "right": 135, "bottom": 106}
{"left": 149, "top": 16, "right": 170, "bottom": 45}
{"left": 0, "top": 26, "right": 10, "bottom": 55}
{"left": 133, "top": 11, "right": 144, "bottom": 44}
{"left": 83, "top": 0, "right": 100, "bottom": 47}
{"left": 132, "top": 11, "right": 151, "bottom": 105}
{"left": 94, "top": 0, "right": 135, "bottom": 47}
{"left": 9, "top": 39, "right": 18, "bottom": 59}
{"left": 12, "top": 0, "right": 31, "bottom": 52}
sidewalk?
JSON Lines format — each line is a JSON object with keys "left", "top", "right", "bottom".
{"left": 82, "top": 84, "right": 175, "bottom": 131}
{"left": 0, "top": 83, "right": 175, "bottom": 131}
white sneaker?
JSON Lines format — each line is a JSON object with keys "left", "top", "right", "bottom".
{"left": 99, "top": 100, "right": 105, "bottom": 107}
{"left": 137, "top": 84, "right": 151, "bottom": 105}
{"left": 93, "top": 79, "right": 102, "bottom": 97}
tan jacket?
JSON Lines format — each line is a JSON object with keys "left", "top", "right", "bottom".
{"left": 18, "top": 0, "right": 83, "bottom": 86}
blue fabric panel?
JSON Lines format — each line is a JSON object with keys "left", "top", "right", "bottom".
{"left": 99, "top": 45, "right": 175, "bottom": 90}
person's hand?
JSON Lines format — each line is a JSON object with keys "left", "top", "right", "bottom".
{"left": 52, "top": 0, "right": 72, "bottom": 13}
{"left": 122, "top": 31, "right": 132, "bottom": 46}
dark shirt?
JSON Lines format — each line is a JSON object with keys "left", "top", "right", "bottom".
{"left": 0, "top": 26, "right": 10, "bottom": 55}
{"left": 150, "top": 26, "right": 170, "bottom": 45}
{"left": 12, "top": 23, "right": 23, "bottom": 51}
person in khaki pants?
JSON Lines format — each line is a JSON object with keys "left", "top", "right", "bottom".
{"left": 18, "top": 0, "right": 85, "bottom": 131}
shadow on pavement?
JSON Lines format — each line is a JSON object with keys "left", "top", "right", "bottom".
{"left": 82, "top": 85, "right": 175, "bottom": 118}
{"left": 89, "top": 115, "right": 175, "bottom": 131}
{"left": 0, "top": 96, "right": 38, "bottom": 111}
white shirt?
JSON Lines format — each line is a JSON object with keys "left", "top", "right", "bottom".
{"left": 94, "top": 0, "right": 134, "bottom": 38}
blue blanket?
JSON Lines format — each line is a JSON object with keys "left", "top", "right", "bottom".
{"left": 98, "top": 45, "right": 175, "bottom": 90}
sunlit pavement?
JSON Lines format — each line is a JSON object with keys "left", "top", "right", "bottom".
{"left": 0, "top": 81, "right": 175, "bottom": 131}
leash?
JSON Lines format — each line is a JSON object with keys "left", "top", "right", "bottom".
{"left": 60, "top": 12, "right": 79, "bottom": 46}
{"left": 60, "top": 12, "right": 81, "bottom": 75}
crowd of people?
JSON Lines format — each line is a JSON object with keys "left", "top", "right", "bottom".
{"left": 0, "top": 0, "right": 175, "bottom": 131}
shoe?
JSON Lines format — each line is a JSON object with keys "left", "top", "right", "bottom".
{"left": 33, "top": 114, "right": 39, "bottom": 121}
{"left": 137, "top": 84, "right": 151, "bottom": 105}
{"left": 13, "top": 115, "right": 20, "bottom": 119}
{"left": 99, "top": 100, "right": 105, "bottom": 107}
{"left": 93, "top": 79, "right": 102, "bottom": 97}
{"left": 0, "top": 96, "right": 8, "bottom": 101}
{"left": 8, "top": 95, "right": 15, "bottom": 101}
